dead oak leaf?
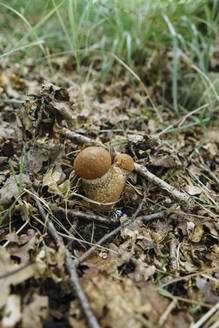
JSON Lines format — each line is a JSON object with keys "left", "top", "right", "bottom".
{"left": 80, "top": 273, "right": 151, "bottom": 328}
{"left": 22, "top": 293, "right": 49, "bottom": 328}
{"left": 190, "top": 224, "right": 204, "bottom": 243}
{"left": 0, "top": 174, "right": 30, "bottom": 206}
{"left": 35, "top": 245, "right": 66, "bottom": 283}
{"left": 84, "top": 242, "right": 155, "bottom": 283}
{"left": 1, "top": 294, "right": 21, "bottom": 328}
{"left": 0, "top": 247, "right": 35, "bottom": 309}
{"left": 6, "top": 229, "right": 37, "bottom": 263}
{"left": 42, "top": 163, "right": 70, "bottom": 197}
{"left": 196, "top": 276, "right": 219, "bottom": 305}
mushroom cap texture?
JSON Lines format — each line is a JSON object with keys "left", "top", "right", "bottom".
{"left": 114, "top": 154, "right": 134, "bottom": 172}
{"left": 74, "top": 146, "right": 112, "bottom": 179}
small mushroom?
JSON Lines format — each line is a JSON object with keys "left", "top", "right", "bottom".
{"left": 74, "top": 146, "right": 134, "bottom": 203}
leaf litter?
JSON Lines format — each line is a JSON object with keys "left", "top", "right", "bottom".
{"left": 0, "top": 54, "right": 218, "bottom": 328}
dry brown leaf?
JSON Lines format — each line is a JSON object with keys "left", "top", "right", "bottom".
{"left": 22, "top": 293, "right": 49, "bottom": 328}
{"left": 81, "top": 273, "right": 150, "bottom": 328}
{"left": 7, "top": 229, "right": 37, "bottom": 262}
{"left": 0, "top": 174, "right": 30, "bottom": 206}
{"left": 190, "top": 224, "right": 204, "bottom": 243}
{"left": 196, "top": 276, "right": 219, "bottom": 304}
{"left": 0, "top": 247, "right": 35, "bottom": 309}
{"left": 42, "top": 163, "right": 70, "bottom": 197}
{"left": 35, "top": 245, "right": 66, "bottom": 283}
{"left": 1, "top": 295, "right": 21, "bottom": 328}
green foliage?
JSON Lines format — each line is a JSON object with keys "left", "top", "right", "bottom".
{"left": 1, "top": 0, "right": 219, "bottom": 118}
{"left": 1, "top": 0, "right": 217, "bottom": 64}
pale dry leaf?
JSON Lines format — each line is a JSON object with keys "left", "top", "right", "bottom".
{"left": 185, "top": 184, "right": 202, "bottom": 195}
{"left": 1, "top": 294, "right": 21, "bottom": 328}
{"left": 196, "top": 276, "right": 219, "bottom": 304}
{"left": 7, "top": 230, "right": 37, "bottom": 262}
{"left": 22, "top": 293, "right": 49, "bottom": 328}
{"left": 0, "top": 174, "right": 30, "bottom": 206}
{"left": 190, "top": 225, "right": 204, "bottom": 243}
{"left": 120, "top": 219, "right": 149, "bottom": 243}
{"left": 0, "top": 247, "right": 35, "bottom": 309}
{"left": 35, "top": 245, "right": 66, "bottom": 282}
{"left": 35, "top": 248, "right": 47, "bottom": 277}
{"left": 0, "top": 120, "right": 16, "bottom": 140}
{"left": 68, "top": 316, "right": 86, "bottom": 328}
{"left": 187, "top": 164, "right": 202, "bottom": 177}
{"left": 150, "top": 155, "right": 181, "bottom": 168}
{"left": 203, "top": 142, "right": 218, "bottom": 159}
{"left": 81, "top": 273, "right": 148, "bottom": 328}
{"left": 128, "top": 261, "right": 156, "bottom": 282}
{"left": 42, "top": 163, "right": 67, "bottom": 196}
{"left": 5, "top": 232, "right": 20, "bottom": 244}
{"left": 208, "top": 129, "right": 219, "bottom": 142}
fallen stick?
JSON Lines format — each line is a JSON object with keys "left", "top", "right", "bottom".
{"left": 136, "top": 210, "right": 167, "bottom": 222}
{"left": 54, "top": 206, "right": 167, "bottom": 225}
{"left": 134, "top": 163, "right": 193, "bottom": 208}
{"left": 54, "top": 207, "right": 116, "bottom": 225}
{"left": 61, "top": 128, "right": 102, "bottom": 146}
{"left": 74, "top": 192, "right": 148, "bottom": 266}
{"left": 31, "top": 187, "right": 100, "bottom": 328}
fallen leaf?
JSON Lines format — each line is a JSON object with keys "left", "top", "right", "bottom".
{"left": 22, "top": 293, "right": 49, "bottom": 328}
{"left": 0, "top": 247, "right": 35, "bottom": 309}
{"left": 190, "top": 225, "right": 204, "bottom": 243}
{"left": 1, "top": 295, "right": 21, "bottom": 328}
{"left": 185, "top": 184, "right": 202, "bottom": 195}
{"left": 0, "top": 174, "right": 30, "bottom": 206}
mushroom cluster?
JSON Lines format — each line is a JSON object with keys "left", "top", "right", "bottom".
{"left": 74, "top": 146, "right": 134, "bottom": 203}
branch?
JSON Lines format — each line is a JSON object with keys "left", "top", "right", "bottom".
{"left": 134, "top": 163, "right": 193, "bottom": 209}
{"left": 74, "top": 192, "right": 147, "bottom": 266}
{"left": 61, "top": 128, "right": 102, "bottom": 146}
{"left": 31, "top": 187, "right": 100, "bottom": 328}
{"left": 54, "top": 207, "right": 116, "bottom": 225}
{"left": 136, "top": 210, "right": 167, "bottom": 222}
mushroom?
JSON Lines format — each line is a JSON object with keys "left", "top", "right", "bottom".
{"left": 73, "top": 146, "right": 134, "bottom": 203}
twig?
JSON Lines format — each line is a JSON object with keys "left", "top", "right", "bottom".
{"left": 54, "top": 207, "right": 116, "bottom": 225}
{"left": 61, "top": 128, "right": 102, "bottom": 146}
{"left": 134, "top": 163, "right": 193, "bottom": 208}
{"left": 0, "top": 261, "right": 35, "bottom": 280}
{"left": 190, "top": 302, "right": 219, "bottom": 328}
{"left": 158, "top": 299, "right": 177, "bottom": 327}
{"left": 31, "top": 187, "right": 100, "bottom": 328}
{"left": 136, "top": 210, "right": 166, "bottom": 222}
{"left": 159, "top": 268, "right": 219, "bottom": 289}
{"left": 54, "top": 206, "right": 166, "bottom": 225}
{"left": 74, "top": 192, "right": 147, "bottom": 266}
{"left": 158, "top": 291, "right": 212, "bottom": 309}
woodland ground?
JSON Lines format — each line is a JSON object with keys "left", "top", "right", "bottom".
{"left": 0, "top": 1, "right": 218, "bottom": 328}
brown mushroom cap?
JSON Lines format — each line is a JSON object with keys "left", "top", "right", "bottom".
{"left": 74, "top": 146, "right": 112, "bottom": 179}
{"left": 114, "top": 154, "right": 134, "bottom": 172}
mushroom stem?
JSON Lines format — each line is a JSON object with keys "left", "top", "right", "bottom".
{"left": 81, "top": 165, "right": 128, "bottom": 203}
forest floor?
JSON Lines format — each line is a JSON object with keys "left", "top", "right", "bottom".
{"left": 0, "top": 54, "right": 218, "bottom": 328}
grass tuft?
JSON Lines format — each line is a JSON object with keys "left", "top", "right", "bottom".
{"left": 1, "top": 0, "right": 219, "bottom": 118}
